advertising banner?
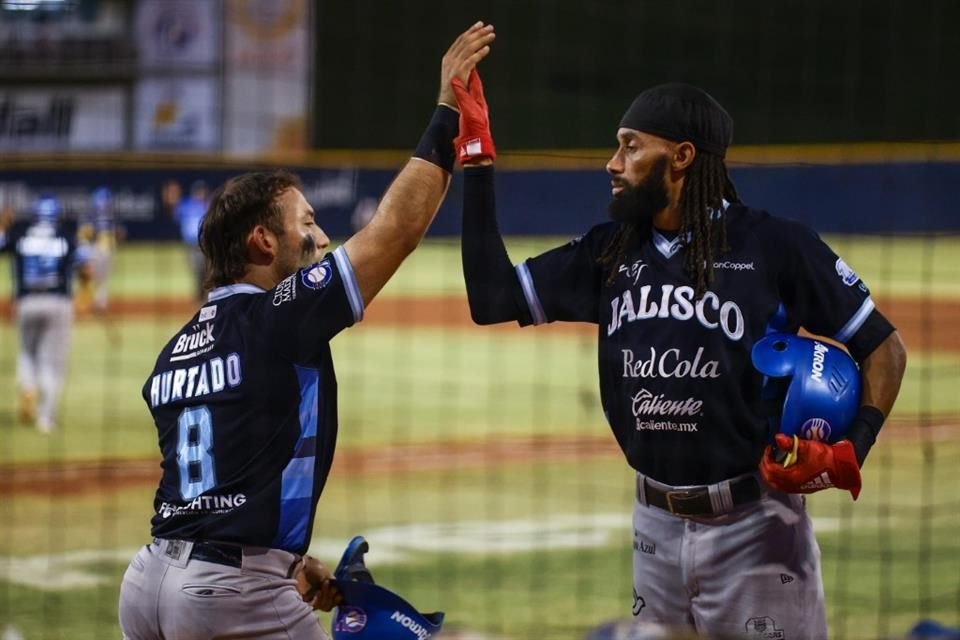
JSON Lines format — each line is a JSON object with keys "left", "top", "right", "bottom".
{"left": 223, "top": 0, "right": 311, "bottom": 154}
{"left": 0, "top": 87, "right": 127, "bottom": 152}
{"left": 3, "top": 162, "right": 958, "bottom": 238}
{"left": 135, "top": 0, "right": 221, "bottom": 70}
{"left": 134, "top": 78, "right": 220, "bottom": 151}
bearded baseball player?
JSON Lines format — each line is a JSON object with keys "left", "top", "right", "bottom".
{"left": 118, "top": 22, "right": 495, "bottom": 640}
{"left": 454, "top": 71, "right": 907, "bottom": 637}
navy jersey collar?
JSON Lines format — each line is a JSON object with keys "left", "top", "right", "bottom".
{"left": 651, "top": 199, "right": 731, "bottom": 259}
{"left": 208, "top": 283, "right": 266, "bottom": 301}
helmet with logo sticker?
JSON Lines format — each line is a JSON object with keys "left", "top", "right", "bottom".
{"left": 752, "top": 332, "right": 861, "bottom": 443}
{"left": 331, "top": 536, "right": 444, "bottom": 640}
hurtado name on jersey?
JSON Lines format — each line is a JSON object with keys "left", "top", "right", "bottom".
{"left": 148, "top": 354, "right": 243, "bottom": 409}
{"left": 607, "top": 284, "right": 744, "bottom": 340}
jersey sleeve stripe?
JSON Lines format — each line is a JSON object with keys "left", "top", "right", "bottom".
{"left": 833, "top": 297, "right": 876, "bottom": 344}
{"left": 516, "top": 261, "right": 547, "bottom": 325}
{"left": 333, "top": 246, "right": 364, "bottom": 323}
{"left": 279, "top": 457, "right": 315, "bottom": 499}
{"left": 273, "top": 365, "right": 321, "bottom": 551}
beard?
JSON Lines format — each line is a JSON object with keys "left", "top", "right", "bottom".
{"left": 607, "top": 155, "right": 670, "bottom": 227}
{"left": 275, "top": 232, "right": 322, "bottom": 281}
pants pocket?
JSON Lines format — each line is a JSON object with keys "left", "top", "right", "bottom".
{"left": 182, "top": 583, "right": 243, "bottom": 598}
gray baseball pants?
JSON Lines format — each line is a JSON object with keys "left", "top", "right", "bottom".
{"left": 119, "top": 539, "right": 328, "bottom": 640}
{"left": 16, "top": 294, "right": 73, "bottom": 429}
{"left": 631, "top": 473, "right": 828, "bottom": 639}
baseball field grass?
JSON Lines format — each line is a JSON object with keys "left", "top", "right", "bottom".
{"left": 0, "top": 238, "right": 958, "bottom": 639}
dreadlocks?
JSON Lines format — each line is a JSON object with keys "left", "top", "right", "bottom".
{"left": 677, "top": 152, "right": 740, "bottom": 298}
{"left": 598, "top": 152, "right": 739, "bottom": 299}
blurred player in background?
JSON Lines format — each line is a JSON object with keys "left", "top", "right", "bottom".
{"left": 163, "top": 179, "right": 209, "bottom": 302}
{"left": 454, "top": 70, "right": 907, "bottom": 637}
{"left": 0, "top": 194, "right": 90, "bottom": 433}
{"left": 118, "top": 22, "right": 494, "bottom": 640}
{"left": 76, "top": 186, "right": 123, "bottom": 315}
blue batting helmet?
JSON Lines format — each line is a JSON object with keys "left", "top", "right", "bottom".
{"left": 91, "top": 187, "right": 112, "bottom": 210}
{"left": 331, "top": 536, "right": 444, "bottom": 640}
{"left": 752, "top": 333, "right": 861, "bottom": 442}
{"left": 33, "top": 194, "right": 62, "bottom": 222}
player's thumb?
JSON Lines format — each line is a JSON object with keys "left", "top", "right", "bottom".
{"left": 774, "top": 433, "right": 794, "bottom": 450}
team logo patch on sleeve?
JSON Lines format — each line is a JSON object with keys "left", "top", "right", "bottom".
{"left": 301, "top": 259, "right": 333, "bottom": 290}
{"left": 835, "top": 258, "right": 859, "bottom": 286}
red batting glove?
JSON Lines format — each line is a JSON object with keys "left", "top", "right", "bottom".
{"left": 760, "top": 433, "right": 863, "bottom": 500}
{"left": 451, "top": 69, "right": 496, "bottom": 163}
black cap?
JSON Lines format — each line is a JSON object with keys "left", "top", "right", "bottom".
{"left": 619, "top": 83, "right": 733, "bottom": 157}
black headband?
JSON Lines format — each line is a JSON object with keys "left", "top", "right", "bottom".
{"left": 619, "top": 83, "right": 733, "bottom": 157}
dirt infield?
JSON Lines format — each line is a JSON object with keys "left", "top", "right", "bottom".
{"left": 1, "top": 422, "right": 957, "bottom": 497}
{"left": 32, "top": 292, "right": 960, "bottom": 351}
{"left": 0, "top": 435, "right": 621, "bottom": 496}
{"left": 0, "top": 291, "right": 955, "bottom": 496}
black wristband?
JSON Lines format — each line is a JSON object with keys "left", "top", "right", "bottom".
{"left": 845, "top": 405, "right": 886, "bottom": 467}
{"left": 413, "top": 105, "right": 459, "bottom": 173}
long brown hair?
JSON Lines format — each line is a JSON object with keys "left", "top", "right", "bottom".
{"left": 598, "top": 153, "right": 739, "bottom": 298}
{"left": 199, "top": 171, "right": 300, "bottom": 290}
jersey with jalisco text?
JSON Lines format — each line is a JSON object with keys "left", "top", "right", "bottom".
{"left": 143, "top": 247, "right": 364, "bottom": 554}
{"left": 516, "top": 204, "right": 879, "bottom": 485}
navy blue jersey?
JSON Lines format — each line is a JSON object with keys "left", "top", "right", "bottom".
{"left": 516, "top": 204, "right": 885, "bottom": 485}
{"left": 1, "top": 221, "right": 79, "bottom": 298}
{"left": 144, "top": 247, "right": 364, "bottom": 554}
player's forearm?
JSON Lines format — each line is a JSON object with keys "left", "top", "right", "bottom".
{"left": 859, "top": 330, "right": 907, "bottom": 416}
{"left": 376, "top": 158, "right": 449, "bottom": 252}
{"left": 343, "top": 105, "right": 458, "bottom": 306}
{"left": 345, "top": 158, "right": 450, "bottom": 306}
{"left": 847, "top": 330, "right": 907, "bottom": 465}
{"left": 462, "top": 165, "right": 526, "bottom": 324}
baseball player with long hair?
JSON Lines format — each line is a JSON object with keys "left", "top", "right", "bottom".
{"left": 118, "top": 22, "right": 495, "bottom": 640}
{"left": 454, "top": 67, "right": 907, "bottom": 637}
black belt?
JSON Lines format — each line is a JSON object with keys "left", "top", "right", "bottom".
{"left": 640, "top": 475, "right": 763, "bottom": 517}
{"left": 187, "top": 540, "right": 244, "bottom": 568}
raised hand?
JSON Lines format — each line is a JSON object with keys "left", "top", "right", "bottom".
{"left": 452, "top": 68, "right": 496, "bottom": 164}
{"left": 438, "top": 21, "right": 495, "bottom": 109}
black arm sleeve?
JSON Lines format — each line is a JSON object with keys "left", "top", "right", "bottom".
{"left": 845, "top": 309, "right": 895, "bottom": 363}
{"left": 461, "top": 165, "right": 532, "bottom": 325}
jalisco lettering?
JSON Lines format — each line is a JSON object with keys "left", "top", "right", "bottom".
{"left": 607, "top": 285, "right": 745, "bottom": 340}
{"left": 149, "top": 354, "right": 243, "bottom": 408}
{"left": 622, "top": 347, "right": 721, "bottom": 379}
